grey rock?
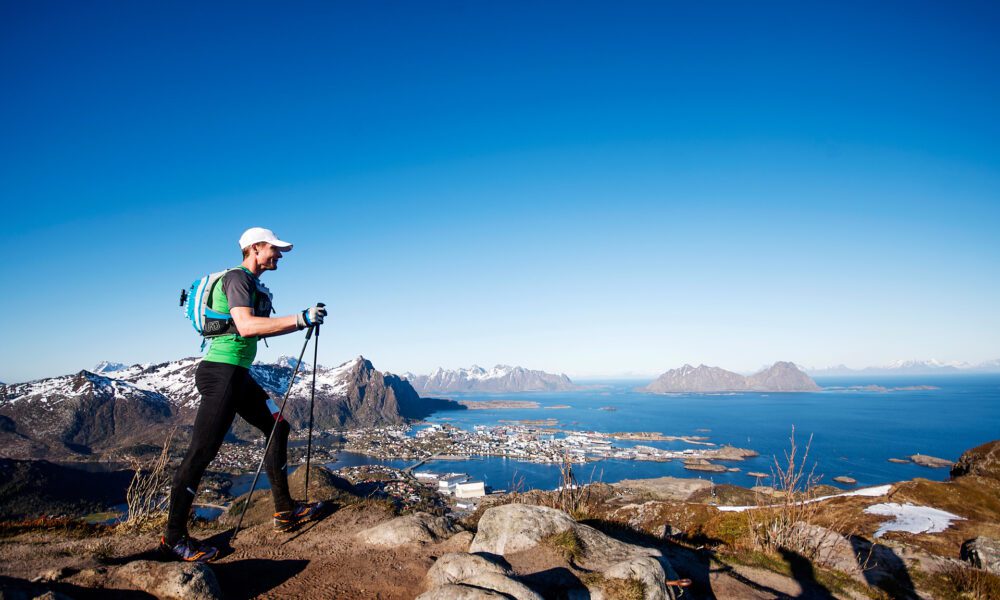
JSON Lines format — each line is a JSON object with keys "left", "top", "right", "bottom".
{"left": 909, "top": 454, "right": 953, "bottom": 468}
{"left": 469, "top": 504, "right": 660, "bottom": 571}
{"left": 358, "top": 512, "right": 461, "bottom": 546}
{"left": 113, "top": 560, "right": 222, "bottom": 600}
{"left": 789, "top": 522, "right": 863, "bottom": 576}
{"left": 962, "top": 536, "right": 1000, "bottom": 575}
{"left": 470, "top": 504, "right": 576, "bottom": 555}
{"left": 425, "top": 553, "right": 513, "bottom": 588}
{"left": 415, "top": 584, "right": 510, "bottom": 599}
{"left": 604, "top": 556, "right": 670, "bottom": 600}
{"left": 461, "top": 573, "right": 543, "bottom": 600}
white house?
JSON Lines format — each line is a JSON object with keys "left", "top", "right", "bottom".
{"left": 454, "top": 480, "right": 486, "bottom": 498}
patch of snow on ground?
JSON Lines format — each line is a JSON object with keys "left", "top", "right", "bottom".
{"left": 717, "top": 484, "right": 893, "bottom": 512}
{"left": 864, "top": 503, "right": 964, "bottom": 538}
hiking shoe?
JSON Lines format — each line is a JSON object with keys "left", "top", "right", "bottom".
{"left": 273, "top": 501, "right": 325, "bottom": 533}
{"left": 160, "top": 535, "right": 219, "bottom": 563}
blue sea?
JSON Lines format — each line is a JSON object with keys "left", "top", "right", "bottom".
{"left": 310, "top": 375, "right": 1000, "bottom": 493}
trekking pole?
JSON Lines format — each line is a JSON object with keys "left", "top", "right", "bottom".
{"left": 231, "top": 324, "right": 315, "bottom": 543}
{"left": 304, "top": 322, "right": 319, "bottom": 503}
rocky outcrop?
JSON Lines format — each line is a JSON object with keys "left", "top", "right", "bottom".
{"left": 909, "top": 454, "right": 953, "bottom": 468}
{"left": 470, "top": 504, "right": 661, "bottom": 571}
{"left": 951, "top": 440, "right": 1000, "bottom": 481}
{"left": 961, "top": 537, "right": 1000, "bottom": 575}
{"left": 357, "top": 512, "right": 462, "bottom": 547}
{"left": 642, "top": 361, "right": 819, "bottom": 393}
{"left": 111, "top": 560, "right": 222, "bottom": 600}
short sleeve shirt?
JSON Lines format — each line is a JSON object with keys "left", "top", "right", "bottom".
{"left": 203, "top": 267, "right": 270, "bottom": 368}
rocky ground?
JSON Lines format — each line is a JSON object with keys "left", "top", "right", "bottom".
{"left": 1, "top": 441, "right": 999, "bottom": 599}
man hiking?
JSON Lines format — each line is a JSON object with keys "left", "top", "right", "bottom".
{"left": 162, "top": 227, "right": 328, "bottom": 562}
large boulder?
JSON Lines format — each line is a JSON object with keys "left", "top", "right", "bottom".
{"left": 358, "top": 512, "right": 461, "bottom": 546}
{"left": 470, "top": 504, "right": 660, "bottom": 571}
{"left": 111, "top": 560, "right": 222, "bottom": 600}
{"left": 961, "top": 537, "right": 1000, "bottom": 575}
{"left": 459, "top": 573, "right": 543, "bottom": 600}
{"left": 421, "top": 554, "right": 542, "bottom": 600}
{"left": 603, "top": 556, "right": 672, "bottom": 600}
{"left": 416, "top": 584, "right": 510, "bottom": 599}
{"left": 951, "top": 440, "right": 1000, "bottom": 481}
{"left": 789, "top": 522, "right": 863, "bottom": 576}
{"left": 425, "top": 553, "right": 513, "bottom": 587}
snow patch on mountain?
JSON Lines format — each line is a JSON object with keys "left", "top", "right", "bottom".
{"left": 402, "top": 364, "right": 577, "bottom": 393}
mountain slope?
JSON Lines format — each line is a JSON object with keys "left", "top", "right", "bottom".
{"left": 0, "top": 355, "right": 421, "bottom": 458}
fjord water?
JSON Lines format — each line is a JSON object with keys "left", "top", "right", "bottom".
{"left": 408, "top": 375, "right": 1000, "bottom": 492}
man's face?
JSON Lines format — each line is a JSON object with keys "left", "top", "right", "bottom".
{"left": 255, "top": 243, "right": 284, "bottom": 271}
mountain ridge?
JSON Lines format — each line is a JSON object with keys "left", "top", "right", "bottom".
{"left": 402, "top": 364, "right": 578, "bottom": 393}
{"left": 0, "top": 355, "right": 422, "bottom": 459}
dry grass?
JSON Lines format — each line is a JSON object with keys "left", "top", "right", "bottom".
{"left": 88, "top": 538, "right": 115, "bottom": 562}
{"left": 746, "top": 427, "right": 823, "bottom": 553}
{"left": 601, "top": 577, "right": 646, "bottom": 600}
{"left": 580, "top": 574, "right": 646, "bottom": 600}
{"left": 543, "top": 528, "right": 584, "bottom": 563}
{"left": 913, "top": 563, "right": 1000, "bottom": 600}
{"left": 116, "top": 428, "right": 175, "bottom": 533}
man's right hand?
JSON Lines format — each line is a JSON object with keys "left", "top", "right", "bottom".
{"left": 297, "top": 304, "right": 327, "bottom": 329}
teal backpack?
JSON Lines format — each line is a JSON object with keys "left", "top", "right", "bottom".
{"left": 180, "top": 268, "right": 274, "bottom": 348}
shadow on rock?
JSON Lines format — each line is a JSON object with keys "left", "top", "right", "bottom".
{"left": 0, "top": 575, "right": 152, "bottom": 599}
{"left": 211, "top": 558, "right": 309, "bottom": 598}
{"left": 778, "top": 548, "right": 835, "bottom": 599}
{"left": 850, "top": 537, "right": 918, "bottom": 599}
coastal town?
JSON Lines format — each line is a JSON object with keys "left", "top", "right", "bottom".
{"left": 342, "top": 423, "right": 757, "bottom": 467}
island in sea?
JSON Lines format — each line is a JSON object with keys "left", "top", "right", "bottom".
{"left": 640, "top": 360, "right": 820, "bottom": 393}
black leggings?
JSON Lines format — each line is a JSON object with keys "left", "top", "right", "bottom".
{"left": 165, "top": 360, "right": 293, "bottom": 543}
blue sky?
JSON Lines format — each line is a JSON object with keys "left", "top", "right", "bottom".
{"left": 2, "top": 1, "right": 999, "bottom": 382}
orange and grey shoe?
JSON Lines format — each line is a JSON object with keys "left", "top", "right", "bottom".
{"left": 160, "top": 535, "right": 219, "bottom": 563}
{"left": 273, "top": 501, "right": 325, "bottom": 533}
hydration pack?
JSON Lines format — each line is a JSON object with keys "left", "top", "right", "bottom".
{"left": 181, "top": 269, "right": 242, "bottom": 338}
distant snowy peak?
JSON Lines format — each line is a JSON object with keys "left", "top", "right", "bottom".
{"left": 807, "top": 359, "right": 1000, "bottom": 375}
{"left": 93, "top": 361, "right": 128, "bottom": 374}
{"left": 403, "top": 364, "right": 577, "bottom": 394}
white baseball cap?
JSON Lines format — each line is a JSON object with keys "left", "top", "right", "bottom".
{"left": 238, "top": 227, "right": 293, "bottom": 251}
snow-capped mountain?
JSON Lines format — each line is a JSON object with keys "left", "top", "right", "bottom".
{"left": 807, "top": 359, "right": 1000, "bottom": 375}
{"left": 402, "top": 365, "right": 578, "bottom": 394}
{"left": 0, "top": 370, "right": 175, "bottom": 457}
{"left": 0, "top": 355, "right": 420, "bottom": 459}
{"left": 92, "top": 361, "right": 129, "bottom": 374}
{"left": 642, "top": 361, "right": 820, "bottom": 393}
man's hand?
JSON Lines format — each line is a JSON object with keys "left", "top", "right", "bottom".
{"left": 296, "top": 304, "right": 327, "bottom": 329}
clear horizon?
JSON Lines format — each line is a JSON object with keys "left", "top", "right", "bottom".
{"left": 3, "top": 1, "right": 999, "bottom": 383}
